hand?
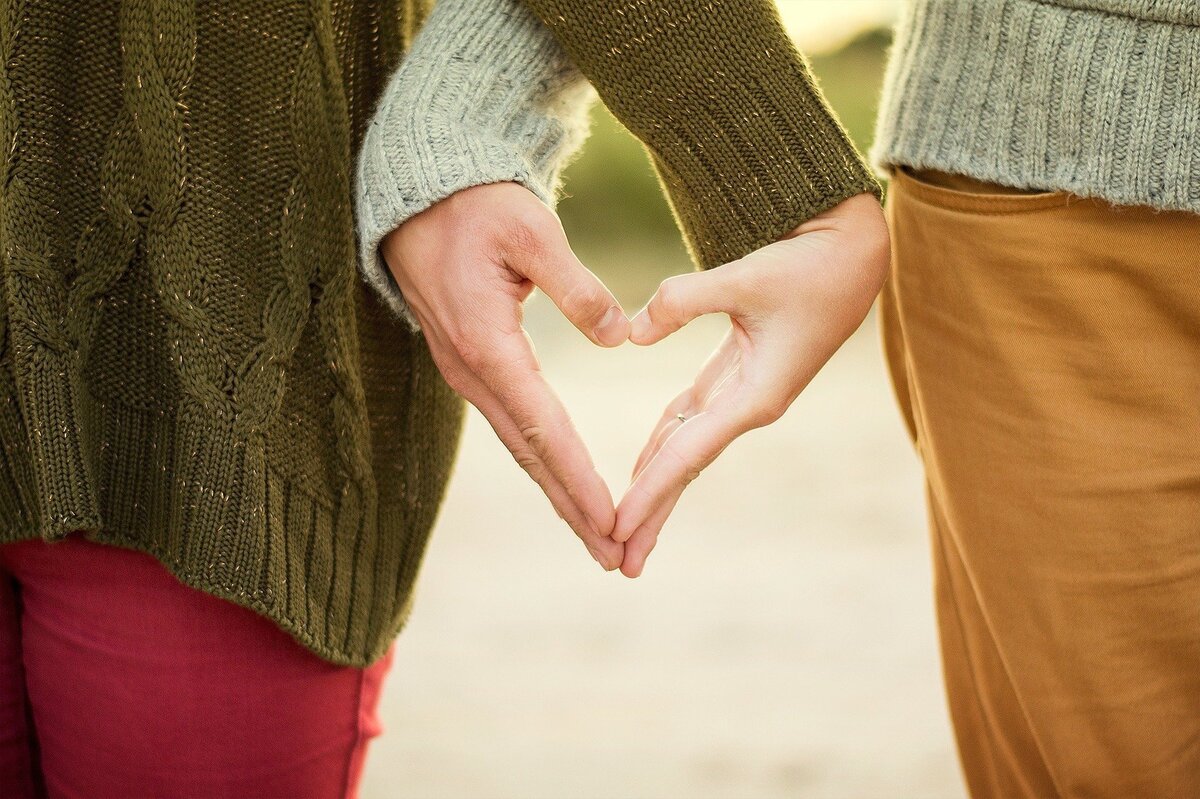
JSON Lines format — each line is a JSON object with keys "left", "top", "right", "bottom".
{"left": 380, "top": 182, "right": 631, "bottom": 570}
{"left": 614, "top": 192, "right": 890, "bottom": 577}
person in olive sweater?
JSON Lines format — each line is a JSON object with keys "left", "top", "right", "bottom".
{"left": 0, "top": 0, "right": 885, "bottom": 795}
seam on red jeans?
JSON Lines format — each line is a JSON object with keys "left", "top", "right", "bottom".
{"left": 341, "top": 666, "right": 368, "bottom": 799}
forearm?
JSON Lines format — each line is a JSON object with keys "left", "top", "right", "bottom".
{"left": 355, "top": 0, "right": 597, "bottom": 329}
{"left": 518, "top": 0, "right": 881, "bottom": 269}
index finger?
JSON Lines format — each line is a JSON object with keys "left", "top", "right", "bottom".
{"left": 468, "top": 383, "right": 624, "bottom": 569}
{"left": 477, "top": 331, "right": 617, "bottom": 540}
{"left": 615, "top": 406, "right": 750, "bottom": 577}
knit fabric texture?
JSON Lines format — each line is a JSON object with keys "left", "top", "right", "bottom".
{"left": 0, "top": 0, "right": 879, "bottom": 667}
{"left": 0, "top": 0, "right": 469, "bottom": 668}
{"left": 872, "top": 0, "right": 1200, "bottom": 212}
{"left": 355, "top": 0, "right": 596, "bottom": 332}
{"left": 520, "top": 0, "right": 883, "bottom": 270}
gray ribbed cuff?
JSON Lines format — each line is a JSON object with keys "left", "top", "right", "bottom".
{"left": 354, "top": 0, "right": 595, "bottom": 331}
{"left": 871, "top": 0, "right": 1200, "bottom": 213}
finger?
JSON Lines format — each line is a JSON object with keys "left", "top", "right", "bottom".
{"left": 507, "top": 215, "right": 629, "bottom": 347}
{"left": 630, "top": 415, "right": 682, "bottom": 488}
{"left": 467, "top": 376, "right": 624, "bottom": 570}
{"left": 630, "top": 390, "right": 692, "bottom": 484}
{"left": 478, "top": 332, "right": 618, "bottom": 541}
{"left": 630, "top": 331, "right": 741, "bottom": 486}
{"left": 614, "top": 405, "right": 749, "bottom": 545}
{"left": 619, "top": 493, "right": 679, "bottom": 578}
{"left": 629, "top": 269, "right": 737, "bottom": 346}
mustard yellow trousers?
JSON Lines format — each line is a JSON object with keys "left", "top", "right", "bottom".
{"left": 881, "top": 167, "right": 1200, "bottom": 798}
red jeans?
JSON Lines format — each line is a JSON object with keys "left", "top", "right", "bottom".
{"left": 0, "top": 533, "right": 395, "bottom": 798}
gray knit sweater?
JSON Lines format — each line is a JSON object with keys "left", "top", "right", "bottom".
{"left": 355, "top": 0, "right": 594, "bottom": 330}
{"left": 872, "top": 0, "right": 1200, "bottom": 212}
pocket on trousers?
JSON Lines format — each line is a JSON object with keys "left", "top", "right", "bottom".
{"left": 894, "top": 166, "right": 1072, "bottom": 215}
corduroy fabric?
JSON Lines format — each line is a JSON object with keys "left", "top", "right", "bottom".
{"left": 355, "top": 0, "right": 597, "bottom": 332}
{"left": 872, "top": 0, "right": 1200, "bottom": 212}
{"left": 0, "top": 0, "right": 879, "bottom": 667}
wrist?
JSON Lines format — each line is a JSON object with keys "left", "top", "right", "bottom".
{"left": 352, "top": 0, "right": 596, "bottom": 328}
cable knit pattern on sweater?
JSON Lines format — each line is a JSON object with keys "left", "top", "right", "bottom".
{"left": 0, "top": 0, "right": 877, "bottom": 666}
{"left": 0, "top": 0, "right": 461, "bottom": 667}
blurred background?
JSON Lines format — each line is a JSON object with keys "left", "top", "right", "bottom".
{"left": 364, "top": 1, "right": 968, "bottom": 796}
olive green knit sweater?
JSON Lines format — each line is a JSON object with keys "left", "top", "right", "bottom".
{"left": 0, "top": 0, "right": 876, "bottom": 667}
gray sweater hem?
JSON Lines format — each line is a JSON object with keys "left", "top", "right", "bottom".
{"left": 871, "top": 0, "right": 1200, "bottom": 213}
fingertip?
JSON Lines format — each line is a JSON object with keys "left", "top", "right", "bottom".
{"left": 629, "top": 311, "right": 655, "bottom": 345}
{"left": 587, "top": 507, "right": 617, "bottom": 541}
{"left": 593, "top": 306, "right": 630, "bottom": 348}
{"left": 612, "top": 506, "right": 638, "bottom": 543}
{"left": 589, "top": 541, "right": 623, "bottom": 571}
{"left": 604, "top": 541, "right": 626, "bottom": 571}
{"left": 623, "top": 524, "right": 659, "bottom": 578}
{"left": 580, "top": 480, "right": 617, "bottom": 540}
{"left": 630, "top": 323, "right": 668, "bottom": 347}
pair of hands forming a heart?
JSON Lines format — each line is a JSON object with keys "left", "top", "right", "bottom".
{"left": 381, "top": 183, "right": 889, "bottom": 577}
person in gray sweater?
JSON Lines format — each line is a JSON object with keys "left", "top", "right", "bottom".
{"left": 871, "top": 2, "right": 1199, "bottom": 797}
{"left": 361, "top": 0, "right": 1199, "bottom": 796}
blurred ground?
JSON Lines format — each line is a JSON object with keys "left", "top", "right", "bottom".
{"left": 360, "top": 304, "right": 965, "bottom": 798}
{"left": 362, "top": 13, "right": 967, "bottom": 798}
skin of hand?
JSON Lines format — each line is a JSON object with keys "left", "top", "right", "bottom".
{"left": 614, "top": 192, "right": 891, "bottom": 578}
{"left": 380, "top": 182, "right": 631, "bottom": 570}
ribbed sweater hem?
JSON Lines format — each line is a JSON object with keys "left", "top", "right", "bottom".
{"left": 871, "top": 0, "right": 1200, "bottom": 213}
{"left": 0, "top": 383, "right": 440, "bottom": 668}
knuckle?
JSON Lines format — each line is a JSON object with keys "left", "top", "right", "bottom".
{"left": 746, "top": 398, "right": 789, "bottom": 428}
{"left": 457, "top": 344, "right": 491, "bottom": 374}
{"left": 520, "top": 423, "right": 550, "bottom": 452}
{"left": 653, "top": 277, "right": 686, "bottom": 321}
{"left": 499, "top": 206, "right": 554, "bottom": 256}
{"left": 661, "top": 442, "right": 704, "bottom": 486}
{"left": 562, "top": 462, "right": 597, "bottom": 494}
{"left": 559, "top": 282, "right": 607, "bottom": 324}
{"left": 515, "top": 451, "right": 544, "bottom": 478}
{"left": 443, "top": 326, "right": 474, "bottom": 356}
{"left": 444, "top": 323, "right": 496, "bottom": 373}
{"left": 439, "top": 365, "right": 471, "bottom": 395}
{"left": 866, "top": 227, "right": 892, "bottom": 284}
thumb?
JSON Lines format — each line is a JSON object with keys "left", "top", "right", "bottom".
{"left": 509, "top": 215, "right": 629, "bottom": 348}
{"left": 630, "top": 269, "right": 735, "bottom": 346}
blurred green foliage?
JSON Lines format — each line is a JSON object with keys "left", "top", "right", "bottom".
{"left": 556, "top": 27, "right": 892, "bottom": 305}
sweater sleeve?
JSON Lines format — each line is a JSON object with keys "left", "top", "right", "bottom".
{"left": 354, "top": 0, "right": 596, "bottom": 330}
{"left": 517, "top": 0, "right": 882, "bottom": 270}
